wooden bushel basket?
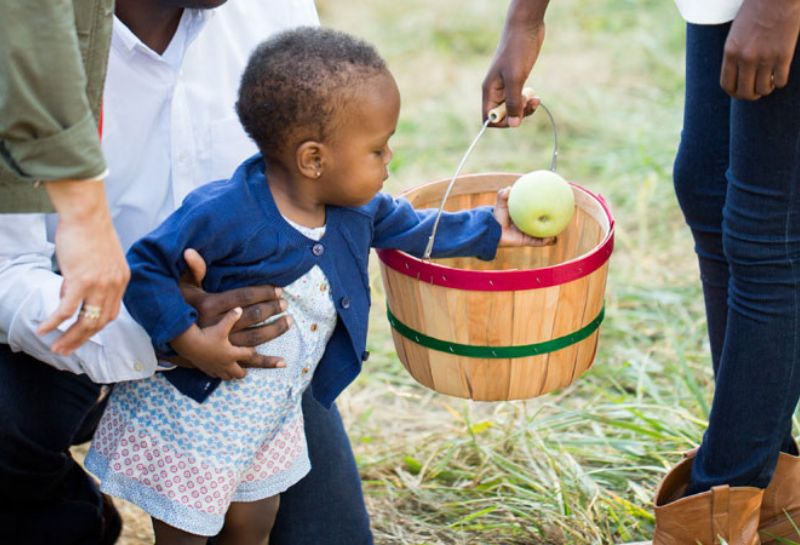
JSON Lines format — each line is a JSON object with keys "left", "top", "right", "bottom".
{"left": 377, "top": 172, "right": 614, "bottom": 401}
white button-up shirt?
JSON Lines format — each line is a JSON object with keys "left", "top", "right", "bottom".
{"left": 0, "top": 0, "right": 319, "bottom": 383}
{"left": 674, "top": 0, "right": 743, "bottom": 24}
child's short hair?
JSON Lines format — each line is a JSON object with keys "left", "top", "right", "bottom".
{"left": 236, "top": 26, "right": 388, "bottom": 159}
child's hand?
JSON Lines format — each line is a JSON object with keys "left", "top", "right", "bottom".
{"left": 494, "top": 187, "right": 556, "bottom": 247}
{"left": 170, "top": 307, "right": 282, "bottom": 380}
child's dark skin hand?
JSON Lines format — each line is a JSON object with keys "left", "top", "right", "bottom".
{"left": 170, "top": 308, "right": 289, "bottom": 380}
{"left": 494, "top": 187, "right": 556, "bottom": 247}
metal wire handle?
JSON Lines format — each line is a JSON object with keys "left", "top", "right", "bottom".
{"left": 422, "top": 94, "right": 559, "bottom": 260}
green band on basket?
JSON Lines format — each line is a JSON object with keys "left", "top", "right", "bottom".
{"left": 387, "top": 306, "right": 605, "bottom": 358}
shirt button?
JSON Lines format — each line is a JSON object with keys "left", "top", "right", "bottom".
{"left": 361, "top": 351, "right": 370, "bottom": 362}
{"left": 320, "top": 283, "right": 328, "bottom": 292}
{"left": 133, "top": 361, "right": 144, "bottom": 372}
{"left": 340, "top": 296, "right": 350, "bottom": 309}
{"left": 310, "top": 323, "right": 318, "bottom": 332}
{"left": 311, "top": 243, "right": 325, "bottom": 257}
{"left": 301, "top": 367, "right": 310, "bottom": 374}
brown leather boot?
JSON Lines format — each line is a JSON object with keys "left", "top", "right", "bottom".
{"left": 677, "top": 446, "right": 800, "bottom": 544}
{"left": 759, "top": 450, "right": 800, "bottom": 544}
{"left": 625, "top": 456, "right": 763, "bottom": 545}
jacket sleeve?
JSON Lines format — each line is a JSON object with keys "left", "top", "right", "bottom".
{"left": 0, "top": 0, "right": 108, "bottom": 183}
{"left": 124, "top": 198, "right": 235, "bottom": 354}
{"left": 369, "top": 193, "right": 501, "bottom": 260}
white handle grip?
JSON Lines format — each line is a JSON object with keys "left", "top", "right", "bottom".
{"left": 487, "top": 87, "right": 536, "bottom": 123}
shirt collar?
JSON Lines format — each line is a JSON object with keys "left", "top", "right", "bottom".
{"left": 112, "top": 8, "right": 213, "bottom": 61}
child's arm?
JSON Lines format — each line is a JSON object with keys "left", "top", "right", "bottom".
{"left": 169, "top": 308, "right": 259, "bottom": 380}
{"left": 369, "top": 191, "right": 550, "bottom": 259}
{"left": 124, "top": 192, "right": 259, "bottom": 378}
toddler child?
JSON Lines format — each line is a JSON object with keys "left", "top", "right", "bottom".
{"left": 86, "top": 26, "right": 547, "bottom": 544}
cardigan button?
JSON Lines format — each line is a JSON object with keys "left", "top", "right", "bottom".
{"left": 311, "top": 243, "right": 325, "bottom": 257}
{"left": 361, "top": 350, "right": 370, "bottom": 362}
{"left": 340, "top": 296, "right": 351, "bottom": 309}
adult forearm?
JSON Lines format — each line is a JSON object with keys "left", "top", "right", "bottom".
{"left": 44, "top": 179, "right": 111, "bottom": 222}
{"left": 504, "top": 0, "right": 549, "bottom": 27}
{"left": 0, "top": 215, "right": 154, "bottom": 382}
{"left": 482, "top": 0, "right": 550, "bottom": 126}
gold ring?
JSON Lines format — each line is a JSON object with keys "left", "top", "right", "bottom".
{"left": 80, "top": 305, "right": 102, "bottom": 320}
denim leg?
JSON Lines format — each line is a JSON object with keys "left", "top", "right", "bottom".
{"left": 672, "top": 22, "right": 732, "bottom": 376}
{"left": 0, "top": 343, "right": 110, "bottom": 545}
{"left": 687, "top": 27, "right": 800, "bottom": 493}
{"left": 270, "top": 389, "right": 373, "bottom": 545}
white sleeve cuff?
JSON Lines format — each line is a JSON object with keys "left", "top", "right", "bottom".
{"left": 8, "top": 278, "right": 158, "bottom": 384}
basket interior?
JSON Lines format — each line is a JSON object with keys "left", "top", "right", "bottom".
{"left": 404, "top": 173, "right": 610, "bottom": 272}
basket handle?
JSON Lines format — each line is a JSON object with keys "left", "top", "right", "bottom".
{"left": 422, "top": 89, "right": 559, "bottom": 260}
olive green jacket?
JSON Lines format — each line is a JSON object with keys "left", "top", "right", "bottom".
{"left": 0, "top": 0, "right": 113, "bottom": 213}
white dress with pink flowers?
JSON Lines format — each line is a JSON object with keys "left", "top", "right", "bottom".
{"left": 85, "top": 221, "right": 337, "bottom": 536}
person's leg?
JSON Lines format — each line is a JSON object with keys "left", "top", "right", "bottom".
{"left": 216, "top": 496, "right": 280, "bottom": 545}
{"left": 672, "top": 23, "right": 732, "bottom": 378}
{"left": 687, "top": 29, "right": 800, "bottom": 493}
{"left": 269, "top": 390, "right": 373, "bottom": 545}
{"left": 0, "top": 343, "right": 120, "bottom": 545}
{"left": 153, "top": 518, "right": 210, "bottom": 545}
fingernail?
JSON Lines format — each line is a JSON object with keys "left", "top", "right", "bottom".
{"left": 279, "top": 300, "right": 288, "bottom": 311}
{"left": 277, "top": 361, "right": 286, "bottom": 368}
{"left": 275, "top": 287, "right": 283, "bottom": 297}
{"left": 234, "top": 307, "right": 243, "bottom": 316}
{"left": 508, "top": 117, "right": 521, "bottom": 128}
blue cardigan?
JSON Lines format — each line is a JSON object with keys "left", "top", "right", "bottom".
{"left": 124, "top": 154, "right": 501, "bottom": 407}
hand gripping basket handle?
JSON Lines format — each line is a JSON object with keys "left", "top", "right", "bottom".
{"left": 422, "top": 88, "right": 559, "bottom": 260}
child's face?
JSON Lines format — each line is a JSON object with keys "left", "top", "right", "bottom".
{"left": 318, "top": 73, "right": 400, "bottom": 207}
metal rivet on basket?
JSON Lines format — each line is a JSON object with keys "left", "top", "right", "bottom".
{"left": 488, "top": 280, "right": 494, "bottom": 287}
{"left": 449, "top": 346, "right": 454, "bottom": 353}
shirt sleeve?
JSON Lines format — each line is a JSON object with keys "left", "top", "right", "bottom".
{"left": 369, "top": 193, "right": 502, "bottom": 260}
{"left": 124, "top": 197, "right": 236, "bottom": 354}
{"left": 0, "top": 214, "right": 158, "bottom": 383}
{"left": 0, "top": 1, "right": 107, "bottom": 183}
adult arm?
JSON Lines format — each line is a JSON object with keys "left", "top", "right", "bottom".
{"left": 0, "top": 1, "right": 128, "bottom": 352}
{"left": 0, "top": 214, "right": 157, "bottom": 384}
{"left": 720, "top": 0, "right": 800, "bottom": 100}
{"left": 0, "top": 216, "right": 285, "bottom": 382}
{"left": 124, "top": 196, "right": 276, "bottom": 378}
{"left": 482, "top": 0, "right": 550, "bottom": 127}
{"left": 38, "top": 180, "right": 130, "bottom": 355}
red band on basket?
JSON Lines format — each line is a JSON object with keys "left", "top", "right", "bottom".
{"left": 377, "top": 185, "right": 615, "bottom": 292}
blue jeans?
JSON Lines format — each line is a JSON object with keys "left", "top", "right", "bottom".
{"left": 0, "top": 343, "right": 373, "bottom": 544}
{"left": 674, "top": 23, "right": 800, "bottom": 494}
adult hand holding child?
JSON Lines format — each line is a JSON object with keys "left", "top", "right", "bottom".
{"left": 167, "top": 248, "right": 291, "bottom": 379}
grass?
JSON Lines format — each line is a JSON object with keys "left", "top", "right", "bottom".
{"left": 90, "top": 0, "right": 751, "bottom": 543}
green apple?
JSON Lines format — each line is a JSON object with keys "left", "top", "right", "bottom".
{"left": 508, "top": 170, "right": 575, "bottom": 238}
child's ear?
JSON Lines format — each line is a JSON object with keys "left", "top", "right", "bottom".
{"left": 296, "top": 141, "right": 325, "bottom": 180}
